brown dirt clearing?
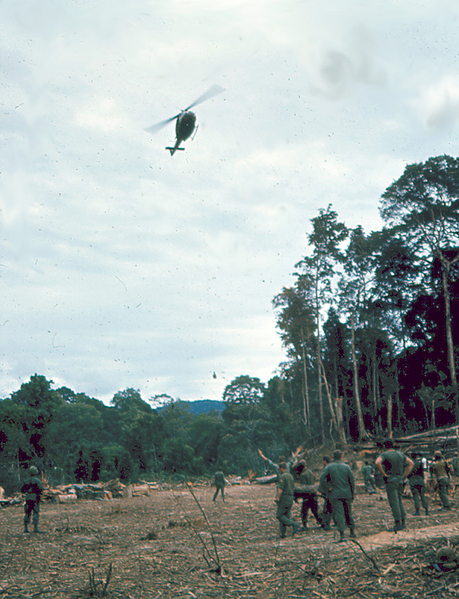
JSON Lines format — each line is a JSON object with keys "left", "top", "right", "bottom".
{"left": 2, "top": 483, "right": 459, "bottom": 598}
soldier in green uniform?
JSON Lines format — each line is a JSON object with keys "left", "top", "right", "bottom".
{"left": 430, "top": 451, "right": 451, "bottom": 510}
{"left": 21, "top": 465, "right": 44, "bottom": 533}
{"left": 408, "top": 452, "right": 428, "bottom": 516}
{"left": 212, "top": 471, "right": 226, "bottom": 502}
{"left": 319, "top": 450, "right": 356, "bottom": 542}
{"left": 452, "top": 452, "right": 459, "bottom": 477}
{"left": 319, "top": 455, "right": 333, "bottom": 530}
{"left": 361, "top": 461, "right": 376, "bottom": 494}
{"left": 375, "top": 439, "right": 413, "bottom": 531}
{"left": 275, "top": 462, "right": 301, "bottom": 538}
{"left": 292, "top": 460, "right": 322, "bottom": 530}
{"left": 258, "top": 447, "right": 301, "bottom": 478}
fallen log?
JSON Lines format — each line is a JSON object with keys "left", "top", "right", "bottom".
{"left": 253, "top": 475, "right": 277, "bottom": 485}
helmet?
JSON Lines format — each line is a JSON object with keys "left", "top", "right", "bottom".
{"left": 434, "top": 451, "right": 442, "bottom": 459}
{"left": 29, "top": 465, "right": 39, "bottom": 476}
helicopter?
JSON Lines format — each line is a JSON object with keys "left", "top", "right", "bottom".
{"left": 145, "top": 85, "right": 224, "bottom": 156}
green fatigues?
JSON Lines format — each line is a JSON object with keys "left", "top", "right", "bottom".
{"left": 265, "top": 457, "right": 294, "bottom": 478}
{"left": 362, "top": 465, "right": 376, "bottom": 494}
{"left": 276, "top": 471, "right": 295, "bottom": 537}
{"left": 297, "top": 469, "right": 321, "bottom": 528}
{"left": 213, "top": 471, "right": 225, "bottom": 501}
{"left": 430, "top": 460, "right": 450, "bottom": 508}
{"left": 453, "top": 457, "right": 459, "bottom": 477}
{"left": 21, "top": 475, "right": 44, "bottom": 531}
{"left": 379, "top": 450, "right": 406, "bottom": 527}
{"left": 319, "top": 461, "right": 355, "bottom": 536}
{"left": 408, "top": 459, "right": 428, "bottom": 513}
{"left": 318, "top": 472, "right": 333, "bottom": 528}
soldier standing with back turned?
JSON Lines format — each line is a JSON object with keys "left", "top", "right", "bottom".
{"left": 21, "top": 465, "right": 44, "bottom": 534}
{"left": 408, "top": 452, "right": 429, "bottom": 516}
{"left": 375, "top": 439, "right": 413, "bottom": 532}
{"left": 430, "top": 450, "right": 451, "bottom": 510}
{"left": 319, "top": 450, "right": 356, "bottom": 542}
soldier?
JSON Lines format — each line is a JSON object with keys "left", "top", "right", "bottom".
{"left": 375, "top": 439, "right": 414, "bottom": 532}
{"left": 361, "top": 461, "right": 377, "bottom": 494}
{"left": 21, "top": 465, "right": 44, "bottom": 533}
{"left": 319, "top": 455, "right": 333, "bottom": 530}
{"left": 319, "top": 450, "right": 356, "bottom": 542}
{"left": 408, "top": 452, "right": 428, "bottom": 516}
{"left": 258, "top": 447, "right": 301, "bottom": 478}
{"left": 430, "top": 450, "right": 451, "bottom": 510}
{"left": 453, "top": 452, "right": 459, "bottom": 477}
{"left": 212, "top": 470, "right": 226, "bottom": 502}
{"left": 275, "top": 462, "right": 301, "bottom": 538}
{"left": 292, "top": 460, "right": 322, "bottom": 531}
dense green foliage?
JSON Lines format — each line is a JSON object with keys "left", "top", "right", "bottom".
{"left": 1, "top": 155, "right": 458, "bottom": 490}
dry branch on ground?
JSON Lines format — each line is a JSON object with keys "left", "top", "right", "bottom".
{"left": 1, "top": 483, "right": 459, "bottom": 598}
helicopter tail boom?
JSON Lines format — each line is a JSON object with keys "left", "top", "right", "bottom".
{"left": 166, "top": 146, "right": 185, "bottom": 156}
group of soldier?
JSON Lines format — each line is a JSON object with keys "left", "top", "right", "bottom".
{"left": 257, "top": 440, "right": 457, "bottom": 541}
{"left": 22, "top": 441, "right": 456, "bottom": 538}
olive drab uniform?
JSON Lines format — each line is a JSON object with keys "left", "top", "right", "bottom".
{"left": 293, "top": 464, "right": 322, "bottom": 529}
{"left": 361, "top": 464, "right": 376, "bottom": 494}
{"left": 319, "top": 459, "right": 355, "bottom": 541}
{"left": 452, "top": 455, "right": 459, "bottom": 477}
{"left": 408, "top": 458, "right": 428, "bottom": 515}
{"left": 213, "top": 471, "right": 225, "bottom": 502}
{"left": 379, "top": 450, "right": 407, "bottom": 529}
{"left": 21, "top": 467, "right": 44, "bottom": 533}
{"left": 430, "top": 458, "right": 451, "bottom": 509}
{"left": 276, "top": 471, "right": 297, "bottom": 538}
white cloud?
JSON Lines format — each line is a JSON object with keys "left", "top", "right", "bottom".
{"left": 0, "top": 0, "right": 457, "bottom": 403}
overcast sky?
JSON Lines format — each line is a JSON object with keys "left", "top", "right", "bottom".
{"left": 1, "top": 0, "right": 458, "bottom": 405}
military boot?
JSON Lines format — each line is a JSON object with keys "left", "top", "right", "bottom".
{"left": 349, "top": 528, "right": 356, "bottom": 538}
{"left": 413, "top": 510, "right": 420, "bottom": 516}
{"left": 24, "top": 525, "right": 29, "bottom": 533}
{"left": 292, "top": 523, "right": 302, "bottom": 536}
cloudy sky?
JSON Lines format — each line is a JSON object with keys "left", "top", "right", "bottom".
{"left": 1, "top": 0, "right": 458, "bottom": 405}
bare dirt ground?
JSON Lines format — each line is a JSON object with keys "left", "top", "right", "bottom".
{"left": 2, "top": 483, "right": 459, "bottom": 598}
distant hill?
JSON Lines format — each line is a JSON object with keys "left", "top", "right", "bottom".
{"left": 177, "top": 399, "right": 225, "bottom": 415}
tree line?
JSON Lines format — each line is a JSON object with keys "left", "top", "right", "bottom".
{"left": 0, "top": 155, "right": 458, "bottom": 491}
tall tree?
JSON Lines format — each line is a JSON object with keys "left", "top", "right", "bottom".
{"left": 273, "top": 282, "right": 316, "bottom": 438}
{"left": 295, "top": 206, "right": 348, "bottom": 442}
{"left": 381, "top": 155, "right": 459, "bottom": 420}
{"left": 338, "top": 226, "right": 379, "bottom": 440}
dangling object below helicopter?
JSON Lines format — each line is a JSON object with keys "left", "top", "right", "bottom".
{"left": 145, "top": 85, "right": 225, "bottom": 156}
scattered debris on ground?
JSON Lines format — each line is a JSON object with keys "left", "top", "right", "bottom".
{"left": 1, "top": 482, "right": 459, "bottom": 598}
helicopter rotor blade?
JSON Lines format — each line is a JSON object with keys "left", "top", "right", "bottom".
{"left": 145, "top": 113, "right": 181, "bottom": 135}
{"left": 184, "top": 84, "right": 225, "bottom": 111}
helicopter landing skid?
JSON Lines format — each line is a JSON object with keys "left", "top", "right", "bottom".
{"left": 165, "top": 146, "right": 185, "bottom": 152}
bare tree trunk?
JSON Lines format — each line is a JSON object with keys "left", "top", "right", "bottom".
{"left": 320, "top": 359, "right": 347, "bottom": 446}
{"left": 334, "top": 396, "right": 347, "bottom": 446}
{"left": 301, "top": 342, "right": 310, "bottom": 439}
{"left": 387, "top": 395, "right": 393, "bottom": 438}
{"left": 315, "top": 332, "right": 324, "bottom": 443}
{"left": 351, "top": 313, "right": 368, "bottom": 440}
{"left": 313, "top": 267, "right": 325, "bottom": 444}
{"left": 441, "top": 263, "right": 459, "bottom": 422}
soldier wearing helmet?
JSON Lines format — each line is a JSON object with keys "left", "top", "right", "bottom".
{"left": 20, "top": 465, "right": 44, "bottom": 533}
{"left": 430, "top": 451, "right": 451, "bottom": 511}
